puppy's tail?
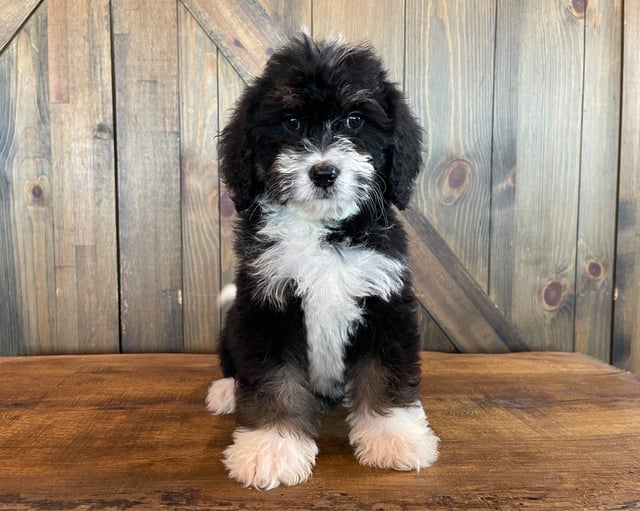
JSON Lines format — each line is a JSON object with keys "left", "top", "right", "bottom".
{"left": 218, "top": 283, "right": 237, "bottom": 309}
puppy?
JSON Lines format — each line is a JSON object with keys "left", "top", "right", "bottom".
{"left": 206, "top": 34, "right": 439, "bottom": 490}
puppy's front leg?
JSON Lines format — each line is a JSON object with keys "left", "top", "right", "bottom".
{"left": 346, "top": 304, "right": 440, "bottom": 471}
{"left": 223, "top": 364, "right": 321, "bottom": 490}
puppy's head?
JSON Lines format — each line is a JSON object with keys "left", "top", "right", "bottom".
{"left": 219, "top": 35, "right": 422, "bottom": 220}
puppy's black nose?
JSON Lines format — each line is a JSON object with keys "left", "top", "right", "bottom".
{"left": 309, "top": 163, "right": 340, "bottom": 188}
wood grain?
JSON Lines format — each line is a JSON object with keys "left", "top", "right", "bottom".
{"left": 613, "top": 0, "right": 640, "bottom": 374}
{"left": 312, "top": 0, "right": 405, "bottom": 85}
{"left": 0, "top": 0, "right": 635, "bottom": 367}
{"left": 178, "top": 4, "right": 221, "bottom": 353}
{"left": 0, "top": 352, "right": 638, "bottom": 510}
{"left": 0, "top": 0, "right": 42, "bottom": 53}
{"left": 0, "top": 17, "right": 23, "bottom": 355}
{"left": 47, "top": 0, "right": 119, "bottom": 353}
{"left": 182, "top": 0, "right": 288, "bottom": 83}
{"left": 113, "top": 0, "right": 182, "bottom": 352}
{"left": 403, "top": 206, "right": 526, "bottom": 353}
{"left": 0, "top": 6, "right": 55, "bottom": 355}
{"left": 261, "top": 0, "right": 311, "bottom": 36}
{"left": 488, "top": 0, "right": 521, "bottom": 322}
{"left": 574, "top": 0, "right": 622, "bottom": 361}
{"left": 491, "top": 1, "right": 584, "bottom": 351}
{"left": 405, "top": 0, "right": 495, "bottom": 290}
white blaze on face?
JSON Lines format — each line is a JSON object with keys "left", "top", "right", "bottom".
{"left": 271, "top": 137, "right": 376, "bottom": 222}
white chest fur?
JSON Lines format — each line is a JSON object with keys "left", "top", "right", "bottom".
{"left": 251, "top": 206, "right": 406, "bottom": 397}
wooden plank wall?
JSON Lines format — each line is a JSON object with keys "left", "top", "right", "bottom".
{"left": 613, "top": 0, "right": 640, "bottom": 373}
{"left": 0, "top": 0, "right": 637, "bottom": 374}
{"left": 0, "top": 1, "right": 119, "bottom": 355}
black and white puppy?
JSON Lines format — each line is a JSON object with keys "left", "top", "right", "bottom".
{"left": 206, "top": 34, "right": 439, "bottom": 490}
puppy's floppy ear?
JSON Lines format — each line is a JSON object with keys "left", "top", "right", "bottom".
{"left": 218, "top": 92, "right": 260, "bottom": 212}
{"left": 385, "top": 86, "right": 423, "bottom": 210}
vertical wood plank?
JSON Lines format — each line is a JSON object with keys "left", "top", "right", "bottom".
{"left": 489, "top": 0, "right": 520, "bottom": 323}
{"left": 574, "top": 0, "right": 621, "bottom": 362}
{"left": 405, "top": 0, "right": 494, "bottom": 351}
{"left": 406, "top": 0, "right": 495, "bottom": 291}
{"left": 0, "top": 6, "right": 54, "bottom": 355}
{"left": 113, "top": 0, "right": 182, "bottom": 352}
{"left": 48, "top": 0, "right": 119, "bottom": 353}
{"left": 613, "top": 0, "right": 640, "bottom": 374}
{"left": 178, "top": 4, "right": 221, "bottom": 353}
{"left": 312, "top": 0, "right": 405, "bottom": 85}
{"left": 492, "top": 1, "right": 584, "bottom": 351}
{"left": 0, "top": 25, "right": 23, "bottom": 355}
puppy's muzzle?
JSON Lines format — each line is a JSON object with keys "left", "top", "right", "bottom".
{"left": 309, "top": 162, "right": 340, "bottom": 188}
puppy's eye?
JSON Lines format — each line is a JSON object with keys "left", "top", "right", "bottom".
{"left": 345, "top": 114, "right": 364, "bottom": 130}
{"left": 284, "top": 116, "right": 301, "bottom": 132}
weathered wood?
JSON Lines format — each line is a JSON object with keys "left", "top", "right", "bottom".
{"left": 0, "top": 0, "right": 42, "bottom": 53}
{"left": 47, "top": 0, "right": 119, "bottom": 353}
{"left": 613, "top": 0, "right": 640, "bottom": 375}
{"left": 113, "top": 0, "right": 182, "bottom": 351}
{"left": 0, "top": 352, "right": 638, "bottom": 510}
{"left": 261, "top": 0, "right": 311, "bottom": 35}
{"left": 0, "top": 17, "right": 24, "bottom": 355}
{"left": 403, "top": 205, "right": 526, "bottom": 352}
{"left": 312, "top": 0, "right": 405, "bottom": 85}
{"left": 0, "top": 0, "right": 635, "bottom": 366}
{"left": 178, "top": 4, "right": 221, "bottom": 353}
{"left": 405, "top": 0, "right": 495, "bottom": 290}
{"left": 574, "top": 0, "right": 622, "bottom": 361}
{"left": 491, "top": 1, "right": 584, "bottom": 351}
{"left": 488, "top": 0, "right": 523, "bottom": 323}
{"left": 0, "top": 6, "right": 55, "bottom": 356}
{"left": 416, "top": 302, "right": 457, "bottom": 353}
{"left": 181, "top": 0, "right": 288, "bottom": 83}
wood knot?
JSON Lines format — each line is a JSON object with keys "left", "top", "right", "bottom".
{"left": 571, "top": 0, "right": 587, "bottom": 17}
{"left": 219, "top": 192, "right": 236, "bottom": 217}
{"left": 438, "top": 159, "right": 471, "bottom": 205}
{"left": 584, "top": 259, "right": 605, "bottom": 281}
{"left": 94, "top": 123, "right": 113, "bottom": 139}
{"left": 25, "top": 177, "right": 49, "bottom": 207}
{"left": 542, "top": 279, "right": 569, "bottom": 312}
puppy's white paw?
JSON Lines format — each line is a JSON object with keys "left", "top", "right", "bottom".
{"left": 205, "top": 377, "right": 236, "bottom": 415}
{"left": 348, "top": 401, "right": 439, "bottom": 471}
{"left": 223, "top": 426, "right": 318, "bottom": 490}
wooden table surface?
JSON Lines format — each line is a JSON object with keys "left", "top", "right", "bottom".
{"left": 0, "top": 352, "right": 639, "bottom": 510}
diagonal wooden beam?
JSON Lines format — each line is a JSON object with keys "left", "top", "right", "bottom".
{"left": 182, "top": 0, "right": 526, "bottom": 352}
{"left": 0, "top": 0, "right": 43, "bottom": 54}
{"left": 402, "top": 205, "right": 527, "bottom": 352}
{"left": 181, "top": 0, "right": 288, "bottom": 83}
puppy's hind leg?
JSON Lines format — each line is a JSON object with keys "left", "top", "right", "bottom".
{"left": 206, "top": 377, "right": 236, "bottom": 415}
{"left": 206, "top": 296, "right": 239, "bottom": 416}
